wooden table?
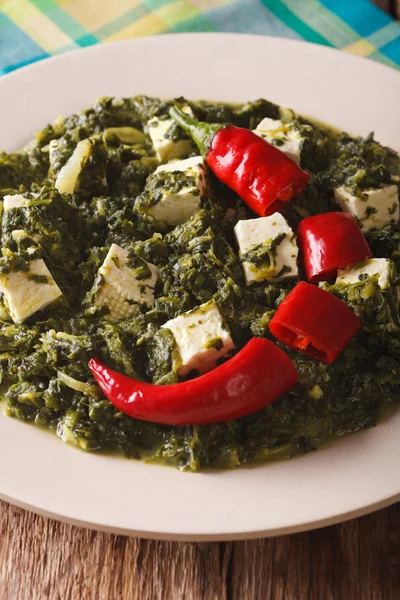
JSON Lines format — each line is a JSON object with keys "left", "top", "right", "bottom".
{"left": 1, "top": 501, "right": 399, "bottom": 599}
{"left": 2, "top": 1, "right": 400, "bottom": 598}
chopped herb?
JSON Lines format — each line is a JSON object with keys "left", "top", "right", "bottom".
{"left": 0, "top": 95, "right": 399, "bottom": 471}
{"left": 28, "top": 274, "right": 49, "bottom": 284}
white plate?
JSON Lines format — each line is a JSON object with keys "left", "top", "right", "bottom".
{"left": 0, "top": 34, "right": 399, "bottom": 541}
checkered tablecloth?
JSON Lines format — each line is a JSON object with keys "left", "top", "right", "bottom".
{"left": 0, "top": 0, "right": 399, "bottom": 76}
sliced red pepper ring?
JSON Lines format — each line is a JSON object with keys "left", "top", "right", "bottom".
{"left": 88, "top": 338, "right": 298, "bottom": 426}
{"left": 297, "top": 212, "right": 373, "bottom": 283}
{"left": 269, "top": 282, "right": 361, "bottom": 364}
{"left": 170, "top": 107, "right": 309, "bottom": 217}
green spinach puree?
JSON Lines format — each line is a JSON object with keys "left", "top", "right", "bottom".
{"left": 1, "top": 96, "right": 399, "bottom": 471}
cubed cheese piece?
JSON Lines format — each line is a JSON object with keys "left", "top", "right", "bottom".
{"left": 234, "top": 213, "right": 298, "bottom": 285}
{"left": 146, "top": 189, "right": 201, "bottom": 230}
{"left": 162, "top": 299, "right": 235, "bottom": 377}
{"left": 143, "top": 157, "right": 206, "bottom": 229}
{"left": 156, "top": 155, "right": 203, "bottom": 176}
{"left": 0, "top": 231, "right": 62, "bottom": 324}
{"left": 148, "top": 106, "right": 194, "bottom": 162}
{"left": 3, "top": 192, "right": 38, "bottom": 211}
{"left": 334, "top": 184, "right": 399, "bottom": 232}
{"left": 91, "top": 244, "right": 158, "bottom": 321}
{"left": 337, "top": 258, "right": 394, "bottom": 290}
{"left": 253, "top": 118, "right": 304, "bottom": 164}
{"left": 156, "top": 155, "right": 207, "bottom": 193}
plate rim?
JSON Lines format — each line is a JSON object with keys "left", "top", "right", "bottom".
{"left": 1, "top": 487, "right": 398, "bottom": 541}
{"left": 1, "top": 32, "right": 398, "bottom": 86}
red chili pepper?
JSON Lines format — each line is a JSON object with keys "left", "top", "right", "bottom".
{"left": 297, "top": 212, "right": 373, "bottom": 283}
{"left": 269, "top": 282, "right": 361, "bottom": 364}
{"left": 170, "top": 107, "right": 309, "bottom": 217}
{"left": 88, "top": 338, "right": 298, "bottom": 426}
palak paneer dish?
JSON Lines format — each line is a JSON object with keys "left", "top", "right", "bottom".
{"left": 0, "top": 96, "right": 399, "bottom": 470}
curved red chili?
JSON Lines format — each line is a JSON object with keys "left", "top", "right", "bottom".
{"left": 88, "top": 338, "right": 298, "bottom": 426}
{"left": 170, "top": 107, "right": 309, "bottom": 217}
{"left": 269, "top": 282, "right": 361, "bottom": 364}
{"left": 297, "top": 212, "right": 373, "bottom": 283}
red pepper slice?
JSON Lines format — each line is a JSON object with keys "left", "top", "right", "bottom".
{"left": 297, "top": 212, "right": 373, "bottom": 283}
{"left": 170, "top": 107, "right": 309, "bottom": 217}
{"left": 269, "top": 282, "right": 361, "bottom": 364}
{"left": 88, "top": 338, "right": 298, "bottom": 426}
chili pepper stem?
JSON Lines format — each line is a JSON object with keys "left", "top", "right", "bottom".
{"left": 169, "top": 106, "right": 225, "bottom": 157}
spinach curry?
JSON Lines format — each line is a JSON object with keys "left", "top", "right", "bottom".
{"left": 1, "top": 96, "right": 399, "bottom": 471}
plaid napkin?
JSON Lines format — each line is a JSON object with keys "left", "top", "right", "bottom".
{"left": 0, "top": 0, "right": 399, "bottom": 76}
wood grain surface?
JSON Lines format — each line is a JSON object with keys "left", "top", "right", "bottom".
{"left": 1, "top": 2, "right": 399, "bottom": 599}
{"left": 1, "top": 500, "right": 399, "bottom": 599}
{"left": 373, "top": 0, "right": 400, "bottom": 19}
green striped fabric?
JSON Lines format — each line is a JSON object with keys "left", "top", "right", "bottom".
{"left": 0, "top": 0, "right": 399, "bottom": 76}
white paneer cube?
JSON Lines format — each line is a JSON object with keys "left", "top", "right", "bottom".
{"left": 162, "top": 299, "right": 235, "bottom": 377}
{"left": 148, "top": 106, "right": 195, "bottom": 162}
{"left": 3, "top": 193, "right": 38, "bottom": 211}
{"left": 156, "top": 155, "right": 204, "bottom": 181}
{"left": 334, "top": 184, "right": 399, "bottom": 232}
{"left": 156, "top": 155, "right": 207, "bottom": 196}
{"left": 337, "top": 258, "right": 394, "bottom": 290}
{"left": 145, "top": 156, "right": 206, "bottom": 229}
{"left": 0, "top": 231, "right": 62, "bottom": 324}
{"left": 253, "top": 118, "right": 304, "bottom": 164}
{"left": 147, "top": 190, "right": 201, "bottom": 229}
{"left": 91, "top": 244, "right": 158, "bottom": 321}
{"left": 234, "top": 213, "right": 298, "bottom": 285}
